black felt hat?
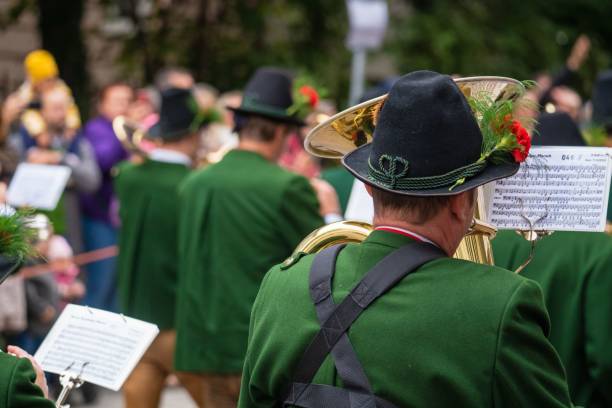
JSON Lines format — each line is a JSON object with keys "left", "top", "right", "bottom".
{"left": 149, "top": 87, "right": 206, "bottom": 140}
{"left": 342, "top": 71, "right": 519, "bottom": 196}
{"left": 229, "top": 67, "right": 304, "bottom": 126}
{"left": 533, "top": 112, "right": 585, "bottom": 147}
{"left": 592, "top": 70, "right": 612, "bottom": 127}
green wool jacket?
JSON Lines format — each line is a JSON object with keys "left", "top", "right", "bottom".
{"left": 0, "top": 351, "right": 53, "bottom": 408}
{"left": 238, "top": 230, "right": 574, "bottom": 408}
{"left": 175, "top": 149, "right": 324, "bottom": 373}
{"left": 493, "top": 230, "right": 612, "bottom": 408}
{"left": 114, "top": 159, "right": 191, "bottom": 329}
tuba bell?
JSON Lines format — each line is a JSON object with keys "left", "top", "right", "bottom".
{"left": 295, "top": 76, "right": 525, "bottom": 265}
{"left": 112, "top": 116, "right": 150, "bottom": 156}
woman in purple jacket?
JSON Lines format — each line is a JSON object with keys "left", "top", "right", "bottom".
{"left": 80, "top": 82, "right": 133, "bottom": 311}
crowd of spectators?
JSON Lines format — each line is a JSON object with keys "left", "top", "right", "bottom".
{"left": 0, "top": 33, "right": 611, "bottom": 403}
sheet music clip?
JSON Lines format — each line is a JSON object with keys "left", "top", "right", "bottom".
{"left": 514, "top": 204, "right": 553, "bottom": 274}
{"left": 55, "top": 361, "right": 88, "bottom": 408}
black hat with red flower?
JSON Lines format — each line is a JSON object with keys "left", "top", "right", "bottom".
{"left": 229, "top": 67, "right": 320, "bottom": 127}
{"left": 341, "top": 70, "right": 530, "bottom": 196}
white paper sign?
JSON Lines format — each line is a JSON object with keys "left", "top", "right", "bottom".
{"left": 346, "top": 0, "right": 389, "bottom": 50}
{"left": 345, "top": 180, "right": 374, "bottom": 223}
{"left": 7, "top": 163, "right": 71, "bottom": 210}
{"left": 34, "top": 304, "right": 159, "bottom": 391}
{"left": 489, "top": 146, "right": 612, "bottom": 232}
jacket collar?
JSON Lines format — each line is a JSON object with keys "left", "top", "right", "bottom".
{"left": 363, "top": 229, "right": 421, "bottom": 249}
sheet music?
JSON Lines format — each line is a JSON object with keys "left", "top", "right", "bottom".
{"left": 34, "top": 304, "right": 159, "bottom": 391}
{"left": 7, "top": 163, "right": 71, "bottom": 210}
{"left": 345, "top": 180, "right": 374, "bottom": 223}
{"left": 489, "top": 146, "right": 612, "bottom": 232}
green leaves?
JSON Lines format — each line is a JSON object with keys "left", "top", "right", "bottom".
{"left": 0, "top": 210, "right": 36, "bottom": 262}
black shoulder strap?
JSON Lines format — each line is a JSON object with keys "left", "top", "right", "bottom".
{"left": 309, "top": 244, "right": 374, "bottom": 395}
{"left": 282, "top": 241, "right": 445, "bottom": 407}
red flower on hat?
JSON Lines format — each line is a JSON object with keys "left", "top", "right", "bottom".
{"left": 510, "top": 120, "right": 531, "bottom": 162}
{"left": 299, "top": 85, "right": 319, "bottom": 108}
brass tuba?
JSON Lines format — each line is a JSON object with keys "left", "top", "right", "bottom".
{"left": 112, "top": 115, "right": 149, "bottom": 156}
{"left": 294, "top": 77, "right": 525, "bottom": 265}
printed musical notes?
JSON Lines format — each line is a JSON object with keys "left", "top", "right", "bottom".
{"left": 488, "top": 147, "right": 612, "bottom": 232}
{"left": 34, "top": 304, "right": 159, "bottom": 391}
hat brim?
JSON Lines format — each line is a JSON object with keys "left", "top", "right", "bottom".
{"left": 228, "top": 105, "right": 305, "bottom": 127}
{"left": 305, "top": 76, "right": 523, "bottom": 159}
{"left": 342, "top": 143, "right": 519, "bottom": 197}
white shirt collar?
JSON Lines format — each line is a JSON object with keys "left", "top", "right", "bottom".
{"left": 149, "top": 148, "right": 192, "bottom": 166}
{"left": 374, "top": 225, "right": 439, "bottom": 247}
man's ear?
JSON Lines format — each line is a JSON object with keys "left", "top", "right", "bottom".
{"left": 448, "top": 191, "right": 472, "bottom": 223}
{"left": 364, "top": 184, "right": 373, "bottom": 198}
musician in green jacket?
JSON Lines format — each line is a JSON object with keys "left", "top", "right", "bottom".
{"left": 494, "top": 231, "right": 612, "bottom": 407}
{"left": 174, "top": 68, "right": 339, "bottom": 407}
{"left": 0, "top": 346, "right": 53, "bottom": 408}
{"left": 239, "top": 71, "right": 574, "bottom": 407}
{"left": 493, "top": 108, "right": 612, "bottom": 407}
{"left": 0, "top": 211, "right": 54, "bottom": 407}
{"left": 115, "top": 88, "right": 210, "bottom": 408}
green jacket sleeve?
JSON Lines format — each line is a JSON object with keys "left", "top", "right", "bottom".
{"left": 278, "top": 176, "right": 324, "bottom": 249}
{"left": 6, "top": 356, "right": 54, "bottom": 408}
{"left": 584, "top": 245, "right": 612, "bottom": 405}
{"left": 493, "top": 279, "right": 574, "bottom": 407}
{"left": 238, "top": 269, "right": 276, "bottom": 408}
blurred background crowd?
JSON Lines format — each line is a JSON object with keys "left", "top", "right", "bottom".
{"left": 0, "top": 0, "right": 611, "bottom": 406}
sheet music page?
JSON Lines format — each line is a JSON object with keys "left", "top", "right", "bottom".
{"left": 7, "top": 163, "right": 71, "bottom": 210}
{"left": 488, "top": 146, "right": 612, "bottom": 232}
{"left": 34, "top": 304, "right": 159, "bottom": 391}
{"left": 345, "top": 180, "right": 374, "bottom": 223}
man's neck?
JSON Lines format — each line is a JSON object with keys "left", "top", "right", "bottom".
{"left": 237, "top": 139, "right": 277, "bottom": 162}
{"left": 373, "top": 217, "right": 457, "bottom": 256}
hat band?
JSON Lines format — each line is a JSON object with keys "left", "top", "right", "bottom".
{"left": 367, "top": 154, "right": 486, "bottom": 191}
{"left": 241, "top": 97, "right": 291, "bottom": 118}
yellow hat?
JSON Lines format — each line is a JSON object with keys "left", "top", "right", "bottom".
{"left": 24, "top": 49, "right": 59, "bottom": 84}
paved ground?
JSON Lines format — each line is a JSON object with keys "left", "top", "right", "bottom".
{"left": 68, "top": 386, "right": 197, "bottom": 408}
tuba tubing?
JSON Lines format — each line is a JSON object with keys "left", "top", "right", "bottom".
{"left": 285, "top": 190, "right": 496, "bottom": 266}
{"left": 285, "top": 218, "right": 495, "bottom": 267}
{"left": 112, "top": 116, "right": 148, "bottom": 156}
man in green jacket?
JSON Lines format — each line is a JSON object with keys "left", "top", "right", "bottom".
{"left": 175, "top": 68, "right": 338, "bottom": 407}
{"left": 115, "top": 87, "right": 210, "bottom": 408}
{"left": 0, "top": 211, "right": 54, "bottom": 407}
{"left": 494, "top": 231, "right": 612, "bottom": 407}
{"left": 0, "top": 346, "right": 53, "bottom": 408}
{"left": 239, "top": 71, "right": 574, "bottom": 407}
{"left": 492, "top": 108, "right": 612, "bottom": 408}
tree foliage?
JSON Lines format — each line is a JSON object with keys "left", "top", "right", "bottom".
{"left": 2, "top": 0, "right": 612, "bottom": 111}
{"left": 388, "top": 0, "right": 612, "bottom": 95}
{"left": 112, "top": 0, "right": 351, "bottom": 103}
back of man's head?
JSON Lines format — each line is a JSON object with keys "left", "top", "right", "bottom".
{"left": 371, "top": 187, "right": 452, "bottom": 225}
{"left": 238, "top": 115, "right": 294, "bottom": 143}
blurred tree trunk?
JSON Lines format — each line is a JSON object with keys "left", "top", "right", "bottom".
{"left": 124, "top": 0, "right": 153, "bottom": 83}
{"left": 37, "top": 0, "right": 91, "bottom": 120}
{"left": 190, "top": 0, "right": 210, "bottom": 80}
